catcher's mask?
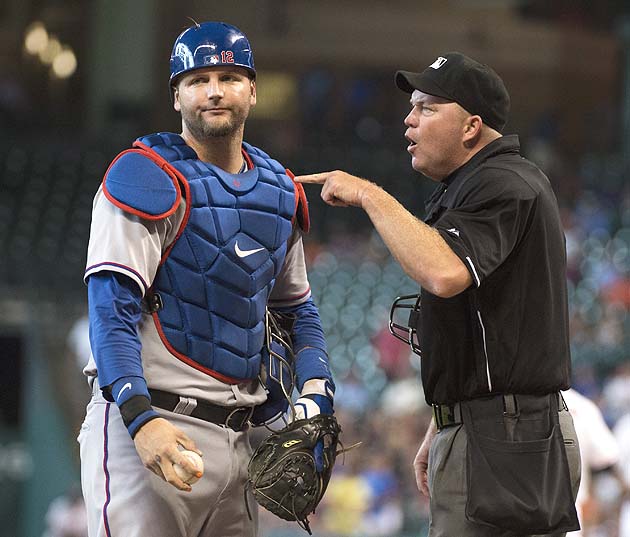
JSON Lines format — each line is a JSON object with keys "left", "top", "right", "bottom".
{"left": 389, "top": 293, "right": 422, "bottom": 356}
{"left": 249, "top": 308, "right": 297, "bottom": 426}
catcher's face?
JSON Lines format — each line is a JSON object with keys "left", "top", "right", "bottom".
{"left": 173, "top": 66, "right": 256, "bottom": 141}
{"left": 404, "top": 90, "right": 472, "bottom": 181}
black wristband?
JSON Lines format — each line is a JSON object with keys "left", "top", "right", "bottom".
{"left": 119, "top": 395, "right": 153, "bottom": 428}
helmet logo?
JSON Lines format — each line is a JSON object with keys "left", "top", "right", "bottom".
{"left": 203, "top": 51, "right": 234, "bottom": 66}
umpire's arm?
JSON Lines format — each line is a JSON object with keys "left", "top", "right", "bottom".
{"left": 296, "top": 171, "right": 471, "bottom": 298}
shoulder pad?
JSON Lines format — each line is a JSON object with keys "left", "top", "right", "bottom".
{"left": 135, "top": 132, "right": 197, "bottom": 162}
{"left": 241, "top": 141, "right": 270, "bottom": 161}
{"left": 286, "top": 168, "right": 310, "bottom": 233}
{"left": 102, "top": 149, "right": 182, "bottom": 220}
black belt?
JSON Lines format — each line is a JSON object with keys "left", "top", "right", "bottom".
{"left": 149, "top": 389, "right": 253, "bottom": 432}
{"left": 432, "top": 393, "right": 566, "bottom": 432}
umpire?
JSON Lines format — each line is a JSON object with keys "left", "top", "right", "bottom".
{"left": 297, "top": 52, "right": 581, "bottom": 536}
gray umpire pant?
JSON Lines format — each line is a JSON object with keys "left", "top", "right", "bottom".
{"left": 427, "top": 395, "right": 581, "bottom": 537}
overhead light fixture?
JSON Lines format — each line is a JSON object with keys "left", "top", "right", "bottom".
{"left": 24, "top": 21, "right": 48, "bottom": 55}
{"left": 52, "top": 47, "right": 77, "bottom": 79}
{"left": 39, "top": 36, "right": 62, "bottom": 65}
{"left": 24, "top": 20, "right": 78, "bottom": 80}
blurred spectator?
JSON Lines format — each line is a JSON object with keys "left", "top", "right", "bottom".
{"left": 571, "top": 364, "right": 601, "bottom": 401}
{"left": 334, "top": 367, "right": 372, "bottom": 414}
{"left": 602, "top": 363, "right": 630, "bottom": 423}
{"left": 379, "top": 376, "right": 424, "bottom": 417}
{"left": 359, "top": 452, "right": 403, "bottom": 536}
{"left": 64, "top": 313, "right": 93, "bottom": 443}
{"left": 563, "top": 388, "right": 620, "bottom": 536}
{"left": 371, "top": 324, "right": 412, "bottom": 381}
{"left": 42, "top": 484, "right": 87, "bottom": 537}
{"left": 66, "top": 313, "right": 91, "bottom": 372}
{"left": 614, "top": 412, "right": 630, "bottom": 537}
{"left": 320, "top": 465, "right": 371, "bottom": 536}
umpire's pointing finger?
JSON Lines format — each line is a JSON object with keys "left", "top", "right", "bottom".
{"left": 294, "top": 173, "right": 329, "bottom": 184}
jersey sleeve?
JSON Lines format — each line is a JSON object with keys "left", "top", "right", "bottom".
{"left": 268, "top": 225, "right": 311, "bottom": 307}
{"left": 84, "top": 186, "right": 184, "bottom": 296}
{"left": 434, "top": 171, "right": 537, "bottom": 287}
{"left": 88, "top": 271, "right": 160, "bottom": 437}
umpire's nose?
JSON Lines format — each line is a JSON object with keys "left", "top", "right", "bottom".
{"left": 404, "top": 107, "right": 417, "bottom": 128}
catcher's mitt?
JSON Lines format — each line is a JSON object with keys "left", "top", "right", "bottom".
{"left": 247, "top": 413, "right": 341, "bottom": 534}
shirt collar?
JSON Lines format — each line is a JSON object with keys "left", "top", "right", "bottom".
{"left": 442, "top": 134, "right": 521, "bottom": 186}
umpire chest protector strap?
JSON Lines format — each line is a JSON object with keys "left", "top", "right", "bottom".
{"left": 103, "top": 132, "right": 304, "bottom": 383}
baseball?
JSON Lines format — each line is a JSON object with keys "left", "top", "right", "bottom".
{"left": 174, "top": 450, "right": 204, "bottom": 485}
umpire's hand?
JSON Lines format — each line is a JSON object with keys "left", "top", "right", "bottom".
{"left": 414, "top": 420, "right": 437, "bottom": 497}
{"left": 134, "top": 417, "right": 202, "bottom": 492}
{"left": 295, "top": 171, "right": 378, "bottom": 208}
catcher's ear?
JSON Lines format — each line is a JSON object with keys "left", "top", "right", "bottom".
{"left": 173, "top": 87, "right": 181, "bottom": 112}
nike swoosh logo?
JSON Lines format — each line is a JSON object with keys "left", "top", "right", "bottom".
{"left": 234, "top": 241, "right": 265, "bottom": 258}
{"left": 117, "top": 382, "right": 132, "bottom": 400}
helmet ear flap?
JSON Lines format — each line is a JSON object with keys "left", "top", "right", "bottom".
{"left": 169, "top": 21, "right": 256, "bottom": 88}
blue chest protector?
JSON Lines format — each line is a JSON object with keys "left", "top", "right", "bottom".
{"left": 103, "top": 132, "right": 297, "bottom": 383}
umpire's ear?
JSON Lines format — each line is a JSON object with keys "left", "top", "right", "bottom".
{"left": 462, "top": 114, "right": 483, "bottom": 143}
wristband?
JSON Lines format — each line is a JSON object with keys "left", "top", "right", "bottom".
{"left": 119, "top": 395, "right": 160, "bottom": 438}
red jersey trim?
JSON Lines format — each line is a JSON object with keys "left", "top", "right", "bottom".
{"left": 285, "top": 168, "right": 310, "bottom": 233}
{"left": 151, "top": 312, "right": 246, "bottom": 385}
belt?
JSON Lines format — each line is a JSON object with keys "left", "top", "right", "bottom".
{"left": 149, "top": 389, "right": 253, "bottom": 432}
{"left": 432, "top": 392, "right": 566, "bottom": 432}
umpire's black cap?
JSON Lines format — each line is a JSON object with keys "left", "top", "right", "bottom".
{"left": 395, "top": 52, "right": 510, "bottom": 132}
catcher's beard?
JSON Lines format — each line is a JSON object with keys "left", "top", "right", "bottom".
{"left": 182, "top": 107, "right": 249, "bottom": 140}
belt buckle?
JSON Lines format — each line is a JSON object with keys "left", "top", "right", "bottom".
{"left": 225, "top": 407, "right": 253, "bottom": 431}
{"left": 432, "top": 404, "right": 443, "bottom": 430}
{"left": 433, "top": 403, "right": 456, "bottom": 431}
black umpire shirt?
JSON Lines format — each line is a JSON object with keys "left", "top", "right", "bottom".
{"left": 417, "top": 135, "right": 571, "bottom": 404}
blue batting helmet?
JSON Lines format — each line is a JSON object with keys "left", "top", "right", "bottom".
{"left": 169, "top": 21, "right": 256, "bottom": 89}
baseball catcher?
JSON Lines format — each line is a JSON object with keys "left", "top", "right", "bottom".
{"left": 79, "top": 20, "right": 339, "bottom": 537}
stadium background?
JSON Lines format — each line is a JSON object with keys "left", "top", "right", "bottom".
{"left": 0, "top": 1, "right": 628, "bottom": 536}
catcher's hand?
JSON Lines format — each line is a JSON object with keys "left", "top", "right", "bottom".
{"left": 294, "top": 392, "right": 333, "bottom": 472}
{"left": 247, "top": 413, "right": 341, "bottom": 534}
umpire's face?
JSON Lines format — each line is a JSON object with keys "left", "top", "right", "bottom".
{"left": 173, "top": 66, "right": 257, "bottom": 141}
{"left": 404, "top": 90, "right": 474, "bottom": 181}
